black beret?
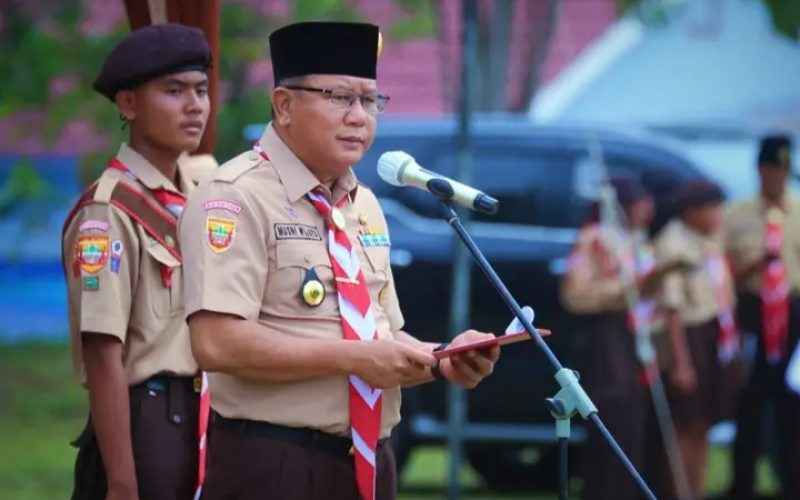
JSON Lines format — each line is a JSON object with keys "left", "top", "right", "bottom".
{"left": 93, "top": 23, "right": 211, "bottom": 101}
{"left": 675, "top": 180, "right": 725, "bottom": 212}
{"left": 609, "top": 175, "right": 648, "bottom": 208}
{"left": 269, "top": 22, "right": 380, "bottom": 84}
{"left": 758, "top": 134, "right": 793, "bottom": 167}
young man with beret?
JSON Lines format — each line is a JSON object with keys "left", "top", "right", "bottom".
{"left": 63, "top": 23, "right": 211, "bottom": 500}
{"left": 180, "top": 22, "right": 499, "bottom": 500}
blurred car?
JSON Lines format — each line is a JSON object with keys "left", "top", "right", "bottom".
{"left": 243, "top": 115, "right": 719, "bottom": 490}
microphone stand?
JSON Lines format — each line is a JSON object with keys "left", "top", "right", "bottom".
{"left": 427, "top": 178, "right": 656, "bottom": 500}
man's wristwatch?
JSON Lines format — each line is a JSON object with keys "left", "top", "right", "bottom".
{"left": 431, "top": 343, "right": 448, "bottom": 381}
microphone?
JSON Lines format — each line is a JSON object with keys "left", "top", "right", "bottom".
{"left": 377, "top": 151, "right": 499, "bottom": 214}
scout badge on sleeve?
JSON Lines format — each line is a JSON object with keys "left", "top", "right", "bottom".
{"left": 110, "top": 240, "right": 124, "bottom": 273}
{"left": 83, "top": 276, "right": 100, "bottom": 291}
{"left": 206, "top": 216, "right": 236, "bottom": 253}
{"left": 76, "top": 236, "right": 109, "bottom": 274}
{"left": 301, "top": 268, "right": 326, "bottom": 307}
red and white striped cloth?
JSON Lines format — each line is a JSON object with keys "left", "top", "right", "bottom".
{"left": 762, "top": 211, "right": 790, "bottom": 364}
{"left": 193, "top": 372, "right": 210, "bottom": 500}
{"left": 307, "top": 188, "right": 382, "bottom": 500}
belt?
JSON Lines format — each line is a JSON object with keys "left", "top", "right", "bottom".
{"left": 131, "top": 375, "right": 200, "bottom": 394}
{"left": 213, "top": 413, "right": 385, "bottom": 458}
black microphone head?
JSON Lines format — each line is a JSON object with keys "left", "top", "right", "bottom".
{"left": 475, "top": 193, "right": 499, "bottom": 214}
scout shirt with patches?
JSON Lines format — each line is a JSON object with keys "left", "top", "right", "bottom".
{"left": 62, "top": 143, "right": 197, "bottom": 386}
{"left": 560, "top": 223, "right": 634, "bottom": 315}
{"left": 180, "top": 123, "right": 404, "bottom": 438}
{"left": 724, "top": 195, "right": 800, "bottom": 295}
{"left": 654, "top": 220, "right": 734, "bottom": 327}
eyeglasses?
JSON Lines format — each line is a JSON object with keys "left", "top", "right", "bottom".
{"left": 284, "top": 86, "right": 390, "bottom": 115}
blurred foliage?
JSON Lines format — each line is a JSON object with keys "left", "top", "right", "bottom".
{"left": 293, "top": 0, "right": 365, "bottom": 22}
{"left": 390, "top": 0, "right": 436, "bottom": 40}
{"left": 763, "top": 0, "right": 800, "bottom": 40}
{"left": 0, "top": 0, "right": 367, "bottom": 189}
{"left": 0, "top": 160, "right": 51, "bottom": 217}
{"left": 619, "top": 0, "right": 800, "bottom": 39}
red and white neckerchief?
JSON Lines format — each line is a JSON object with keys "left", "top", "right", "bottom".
{"left": 106, "top": 157, "right": 210, "bottom": 500}
{"left": 705, "top": 250, "right": 739, "bottom": 363}
{"left": 762, "top": 207, "right": 790, "bottom": 364}
{"left": 625, "top": 238, "right": 658, "bottom": 336}
{"left": 255, "top": 143, "right": 381, "bottom": 500}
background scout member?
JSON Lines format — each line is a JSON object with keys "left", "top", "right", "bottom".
{"left": 725, "top": 134, "right": 800, "bottom": 500}
{"left": 652, "top": 180, "right": 740, "bottom": 499}
{"left": 561, "top": 176, "right": 656, "bottom": 500}
{"left": 62, "top": 23, "right": 210, "bottom": 500}
{"left": 179, "top": 22, "right": 499, "bottom": 500}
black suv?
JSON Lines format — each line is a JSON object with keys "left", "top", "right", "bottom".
{"left": 245, "top": 116, "right": 708, "bottom": 490}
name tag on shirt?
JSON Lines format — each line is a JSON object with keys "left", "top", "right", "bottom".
{"left": 274, "top": 223, "right": 322, "bottom": 241}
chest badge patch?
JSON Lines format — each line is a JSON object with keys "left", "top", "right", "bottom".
{"left": 301, "top": 268, "right": 326, "bottom": 307}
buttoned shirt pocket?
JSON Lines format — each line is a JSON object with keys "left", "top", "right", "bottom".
{"left": 274, "top": 241, "right": 337, "bottom": 315}
{"left": 144, "top": 243, "right": 182, "bottom": 319}
{"left": 359, "top": 245, "right": 391, "bottom": 303}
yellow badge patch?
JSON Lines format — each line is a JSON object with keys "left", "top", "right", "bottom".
{"left": 206, "top": 216, "right": 236, "bottom": 253}
{"left": 76, "top": 236, "right": 109, "bottom": 274}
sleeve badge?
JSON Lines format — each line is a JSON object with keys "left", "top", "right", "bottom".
{"left": 207, "top": 216, "right": 236, "bottom": 253}
{"left": 76, "top": 236, "right": 109, "bottom": 274}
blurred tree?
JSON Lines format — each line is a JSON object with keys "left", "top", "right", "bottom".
{"left": 620, "top": 0, "right": 800, "bottom": 40}
{"left": 0, "top": 0, "right": 363, "bottom": 194}
{"left": 435, "top": 0, "right": 560, "bottom": 112}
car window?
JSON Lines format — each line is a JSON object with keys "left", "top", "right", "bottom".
{"left": 424, "top": 143, "right": 584, "bottom": 227}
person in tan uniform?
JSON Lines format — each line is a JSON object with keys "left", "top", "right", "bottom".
{"left": 179, "top": 22, "right": 499, "bottom": 500}
{"left": 651, "top": 180, "right": 740, "bottom": 499}
{"left": 725, "top": 135, "right": 800, "bottom": 500}
{"left": 62, "top": 24, "right": 211, "bottom": 500}
{"left": 561, "top": 176, "right": 657, "bottom": 500}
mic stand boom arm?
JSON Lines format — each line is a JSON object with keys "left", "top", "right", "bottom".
{"left": 426, "top": 178, "right": 656, "bottom": 500}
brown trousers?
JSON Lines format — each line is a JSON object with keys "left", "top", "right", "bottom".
{"left": 579, "top": 314, "right": 648, "bottom": 500}
{"left": 201, "top": 420, "right": 397, "bottom": 500}
{"left": 71, "top": 377, "right": 199, "bottom": 500}
{"left": 730, "top": 294, "right": 800, "bottom": 500}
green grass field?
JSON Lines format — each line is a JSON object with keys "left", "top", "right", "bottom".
{"left": 0, "top": 342, "right": 781, "bottom": 499}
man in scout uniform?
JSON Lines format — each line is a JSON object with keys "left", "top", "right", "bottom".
{"left": 63, "top": 23, "right": 211, "bottom": 500}
{"left": 179, "top": 22, "right": 499, "bottom": 500}
{"left": 725, "top": 134, "right": 800, "bottom": 500}
{"left": 651, "top": 180, "right": 740, "bottom": 499}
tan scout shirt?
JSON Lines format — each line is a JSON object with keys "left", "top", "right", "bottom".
{"left": 561, "top": 223, "right": 636, "bottom": 315}
{"left": 654, "top": 220, "right": 733, "bottom": 327}
{"left": 63, "top": 144, "right": 197, "bottom": 386}
{"left": 724, "top": 195, "right": 800, "bottom": 295}
{"left": 180, "top": 124, "right": 405, "bottom": 438}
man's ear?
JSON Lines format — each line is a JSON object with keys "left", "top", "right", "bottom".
{"left": 115, "top": 90, "right": 136, "bottom": 122}
{"left": 271, "top": 88, "right": 293, "bottom": 126}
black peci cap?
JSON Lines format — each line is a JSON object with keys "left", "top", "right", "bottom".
{"left": 269, "top": 22, "right": 381, "bottom": 84}
{"left": 758, "top": 134, "right": 793, "bottom": 168}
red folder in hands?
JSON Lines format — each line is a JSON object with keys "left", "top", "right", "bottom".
{"left": 432, "top": 306, "right": 551, "bottom": 359}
